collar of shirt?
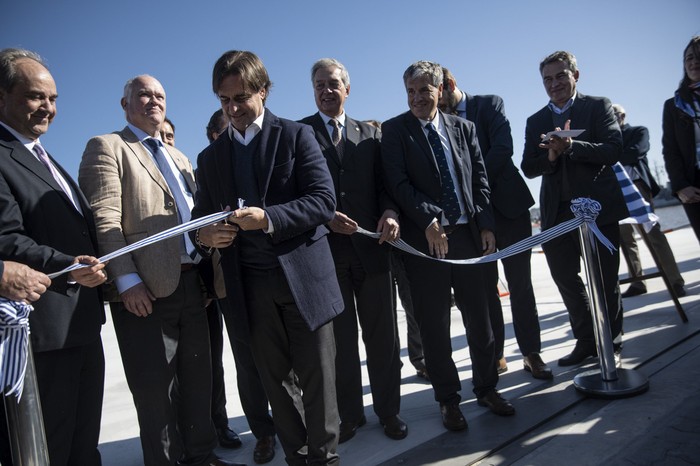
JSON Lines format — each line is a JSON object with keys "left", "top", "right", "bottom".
{"left": 456, "top": 91, "right": 467, "bottom": 117}
{"left": 0, "top": 120, "right": 39, "bottom": 152}
{"left": 318, "top": 111, "right": 346, "bottom": 140}
{"left": 127, "top": 123, "right": 163, "bottom": 144}
{"left": 228, "top": 109, "right": 265, "bottom": 145}
{"left": 548, "top": 93, "right": 576, "bottom": 115}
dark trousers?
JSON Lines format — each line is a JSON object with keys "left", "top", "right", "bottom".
{"left": 488, "top": 209, "right": 542, "bottom": 357}
{"left": 681, "top": 169, "right": 700, "bottom": 244}
{"left": 111, "top": 270, "right": 216, "bottom": 466}
{"left": 390, "top": 251, "right": 425, "bottom": 370}
{"left": 217, "top": 298, "right": 275, "bottom": 439}
{"left": 403, "top": 224, "right": 497, "bottom": 403}
{"left": 542, "top": 206, "right": 623, "bottom": 347}
{"left": 331, "top": 237, "right": 401, "bottom": 422}
{"left": 0, "top": 338, "right": 105, "bottom": 466}
{"left": 206, "top": 301, "right": 229, "bottom": 430}
{"left": 243, "top": 267, "right": 339, "bottom": 466}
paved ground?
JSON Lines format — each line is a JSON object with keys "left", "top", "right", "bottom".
{"left": 97, "top": 226, "right": 700, "bottom": 466}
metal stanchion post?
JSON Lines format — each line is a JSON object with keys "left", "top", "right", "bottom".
{"left": 573, "top": 222, "right": 649, "bottom": 398}
{"left": 3, "top": 343, "right": 49, "bottom": 466}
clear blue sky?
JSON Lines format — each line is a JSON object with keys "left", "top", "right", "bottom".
{"left": 5, "top": 0, "right": 700, "bottom": 206}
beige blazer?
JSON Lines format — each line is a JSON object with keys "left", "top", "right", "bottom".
{"left": 78, "top": 126, "right": 197, "bottom": 300}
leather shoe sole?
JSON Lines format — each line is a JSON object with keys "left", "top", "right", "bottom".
{"left": 380, "top": 415, "right": 408, "bottom": 440}
{"left": 253, "top": 435, "right": 276, "bottom": 464}
{"left": 339, "top": 415, "right": 366, "bottom": 443}
{"left": 440, "top": 403, "right": 468, "bottom": 431}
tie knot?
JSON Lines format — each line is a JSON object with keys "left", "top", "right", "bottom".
{"left": 144, "top": 137, "right": 162, "bottom": 153}
{"left": 426, "top": 122, "right": 436, "bottom": 132}
{"left": 330, "top": 119, "right": 340, "bottom": 129}
{"left": 33, "top": 142, "right": 46, "bottom": 157}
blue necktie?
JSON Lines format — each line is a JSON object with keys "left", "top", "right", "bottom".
{"left": 143, "top": 138, "right": 196, "bottom": 259}
{"left": 425, "top": 123, "right": 461, "bottom": 225}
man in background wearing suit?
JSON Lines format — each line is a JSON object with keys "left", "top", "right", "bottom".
{"left": 382, "top": 61, "right": 514, "bottom": 433}
{"left": 0, "top": 48, "right": 107, "bottom": 466}
{"left": 191, "top": 50, "right": 343, "bottom": 466}
{"left": 79, "top": 75, "right": 240, "bottom": 466}
{"left": 439, "top": 67, "right": 551, "bottom": 380}
{"left": 300, "top": 58, "right": 406, "bottom": 443}
{"left": 521, "top": 51, "right": 628, "bottom": 367}
{"left": 612, "top": 104, "right": 686, "bottom": 299}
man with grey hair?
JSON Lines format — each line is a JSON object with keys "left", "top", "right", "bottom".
{"left": 522, "top": 51, "right": 627, "bottom": 367}
{"left": 0, "top": 47, "right": 107, "bottom": 465}
{"left": 612, "top": 104, "right": 685, "bottom": 298}
{"left": 382, "top": 60, "right": 514, "bottom": 433}
{"left": 79, "top": 75, "right": 241, "bottom": 466}
{"left": 300, "top": 58, "right": 406, "bottom": 443}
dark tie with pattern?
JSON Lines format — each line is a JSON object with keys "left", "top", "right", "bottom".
{"left": 425, "top": 123, "right": 461, "bottom": 225}
{"left": 329, "top": 118, "right": 344, "bottom": 161}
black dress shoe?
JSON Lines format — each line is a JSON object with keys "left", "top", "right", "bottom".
{"left": 439, "top": 403, "right": 468, "bottom": 431}
{"left": 217, "top": 427, "right": 242, "bottom": 449}
{"left": 477, "top": 390, "right": 515, "bottom": 416}
{"left": 253, "top": 435, "right": 276, "bottom": 464}
{"left": 339, "top": 415, "right": 366, "bottom": 443}
{"left": 673, "top": 283, "right": 687, "bottom": 297}
{"left": 380, "top": 415, "right": 408, "bottom": 440}
{"left": 523, "top": 352, "right": 553, "bottom": 380}
{"left": 558, "top": 342, "right": 597, "bottom": 366}
{"left": 621, "top": 285, "right": 647, "bottom": 298}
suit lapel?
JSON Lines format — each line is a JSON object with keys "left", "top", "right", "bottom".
{"left": 464, "top": 93, "right": 477, "bottom": 122}
{"left": 215, "top": 132, "right": 237, "bottom": 206}
{"left": 405, "top": 113, "right": 438, "bottom": 176}
{"left": 120, "top": 127, "right": 172, "bottom": 196}
{"left": 256, "top": 111, "right": 280, "bottom": 201}
{"left": 309, "top": 113, "right": 341, "bottom": 168}
{"left": 344, "top": 116, "right": 361, "bottom": 165}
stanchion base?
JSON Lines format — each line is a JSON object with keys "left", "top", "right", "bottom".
{"left": 573, "top": 368, "right": 649, "bottom": 399}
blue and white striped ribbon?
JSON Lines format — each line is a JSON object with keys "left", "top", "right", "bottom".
{"left": 0, "top": 299, "right": 32, "bottom": 398}
{"left": 358, "top": 197, "right": 615, "bottom": 264}
{"left": 2, "top": 210, "right": 231, "bottom": 400}
{"left": 48, "top": 210, "right": 232, "bottom": 279}
{"left": 612, "top": 162, "right": 658, "bottom": 232}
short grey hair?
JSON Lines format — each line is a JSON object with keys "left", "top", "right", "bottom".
{"left": 0, "top": 48, "right": 45, "bottom": 92}
{"left": 403, "top": 61, "right": 443, "bottom": 88}
{"left": 311, "top": 58, "right": 350, "bottom": 87}
{"left": 539, "top": 51, "right": 578, "bottom": 74}
{"left": 123, "top": 74, "right": 157, "bottom": 101}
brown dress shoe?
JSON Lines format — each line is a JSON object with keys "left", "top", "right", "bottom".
{"left": 253, "top": 435, "right": 276, "bottom": 464}
{"left": 477, "top": 390, "right": 515, "bottom": 416}
{"left": 339, "top": 415, "right": 366, "bottom": 443}
{"left": 497, "top": 357, "right": 508, "bottom": 374}
{"left": 380, "top": 415, "right": 408, "bottom": 440}
{"left": 439, "top": 403, "right": 468, "bottom": 431}
{"left": 523, "top": 352, "right": 553, "bottom": 379}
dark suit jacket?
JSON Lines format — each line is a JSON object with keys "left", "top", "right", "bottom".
{"left": 0, "top": 125, "right": 104, "bottom": 352}
{"left": 381, "top": 110, "right": 494, "bottom": 253}
{"left": 299, "top": 113, "right": 395, "bottom": 274}
{"left": 463, "top": 93, "right": 534, "bottom": 219}
{"left": 662, "top": 97, "right": 699, "bottom": 195}
{"left": 521, "top": 93, "right": 628, "bottom": 229}
{"left": 190, "top": 110, "right": 343, "bottom": 332}
{"left": 619, "top": 123, "right": 660, "bottom": 197}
